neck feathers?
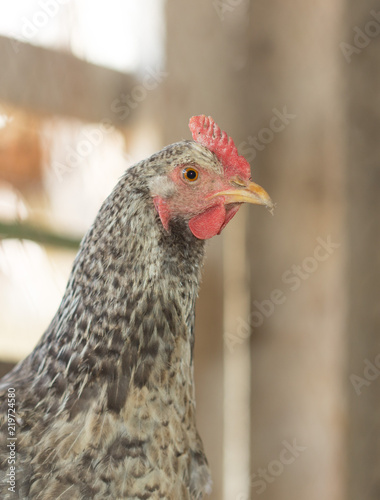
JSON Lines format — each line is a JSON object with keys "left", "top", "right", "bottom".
{"left": 29, "top": 165, "right": 206, "bottom": 414}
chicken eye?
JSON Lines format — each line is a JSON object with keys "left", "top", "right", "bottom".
{"left": 182, "top": 167, "right": 199, "bottom": 182}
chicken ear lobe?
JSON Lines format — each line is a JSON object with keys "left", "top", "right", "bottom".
{"left": 153, "top": 196, "right": 171, "bottom": 232}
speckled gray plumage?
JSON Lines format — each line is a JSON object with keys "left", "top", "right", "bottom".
{"left": 0, "top": 141, "right": 223, "bottom": 499}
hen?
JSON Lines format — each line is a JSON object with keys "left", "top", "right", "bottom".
{"left": 0, "top": 115, "right": 272, "bottom": 499}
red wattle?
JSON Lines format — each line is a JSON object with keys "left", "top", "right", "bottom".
{"left": 219, "top": 205, "right": 240, "bottom": 233}
{"left": 188, "top": 205, "right": 226, "bottom": 240}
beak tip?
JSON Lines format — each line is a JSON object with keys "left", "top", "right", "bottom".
{"left": 266, "top": 203, "right": 275, "bottom": 216}
{"left": 250, "top": 184, "right": 274, "bottom": 212}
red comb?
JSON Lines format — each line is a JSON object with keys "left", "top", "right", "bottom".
{"left": 189, "top": 115, "right": 251, "bottom": 178}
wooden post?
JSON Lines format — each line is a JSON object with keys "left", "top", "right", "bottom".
{"left": 345, "top": 2, "right": 380, "bottom": 498}
{"left": 246, "top": 1, "right": 346, "bottom": 499}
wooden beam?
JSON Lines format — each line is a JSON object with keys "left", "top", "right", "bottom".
{"left": 0, "top": 36, "right": 138, "bottom": 125}
{"left": 0, "top": 220, "right": 81, "bottom": 249}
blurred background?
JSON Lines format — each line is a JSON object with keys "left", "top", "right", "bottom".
{"left": 0, "top": 1, "right": 378, "bottom": 499}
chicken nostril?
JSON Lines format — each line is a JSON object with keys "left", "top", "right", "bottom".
{"left": 231, "top": 176, "right": 247, "bottom": 187}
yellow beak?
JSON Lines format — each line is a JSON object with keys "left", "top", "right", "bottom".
{"left": 210, "top": 178, "right": 274, "bottom": 210}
